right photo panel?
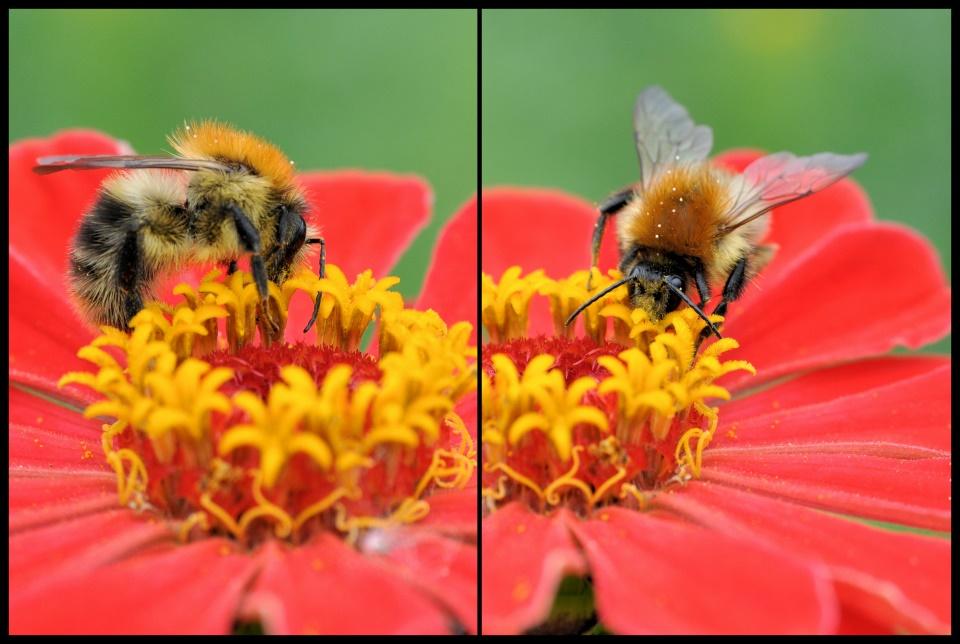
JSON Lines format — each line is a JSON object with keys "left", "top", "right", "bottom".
{"left": 480, "top": 9, "right": 951, "bottom": 635}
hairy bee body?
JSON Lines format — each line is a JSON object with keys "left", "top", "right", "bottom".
{"left": 614, "top": 164, "right": 774, "bottom": 320}
{"left": 39, "top": 122, "right": 320, "bottom": 330}
{"left": 572, "top": 86, "right": 867, "bottom": 335}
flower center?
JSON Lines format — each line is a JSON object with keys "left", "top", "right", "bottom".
{"left": 61, "top": 265, "right": 476, "bottom": 547}
{"left": 481, "top": 267, "right": 754, "bottom": 516}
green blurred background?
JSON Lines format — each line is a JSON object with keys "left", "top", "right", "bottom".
{"left": 9, "top": 9, "right": 477, "bottom": 301}
{"left": 482, "top": 9, "right": 951, "bottom": 354}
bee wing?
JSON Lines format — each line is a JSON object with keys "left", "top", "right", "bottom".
{"left": 33, "top": 154, "right": 234, "bottom": 175}
{"left": 716, "top": 151, "right": 868, "bottom": 238}
{"left": 633, "top": 86, "right": 713, "bottom": 190}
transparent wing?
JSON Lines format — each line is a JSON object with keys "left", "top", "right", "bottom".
{"left": 633, "top": 86, "right": 713, "bottom": 190}
{"left": 716, "top": 151, "right": 868, "bottom": 238}
{"left": 33, "top": 154, "right": 234, "bottom": 175}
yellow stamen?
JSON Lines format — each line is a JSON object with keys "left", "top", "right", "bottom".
{"left": 178, "top": 511, "right": 210, "bottom": 542}
{"left": 481, "top": 267, "right": 756, "bottom": 515}
{"left": 286, "top": 264, "right": 404, "bottom": 351}
{"left": 237, "top": 469, "right": 293, "bottom": 539}
{"left": 538, "top": 267, "right": 629, "bottom": 342}
{"left": 483, "top": 461, "right": 546, "bottom": 502}
{"left": 543, "top": 446, "right": 594, "bottom": 505}
{"left": 293, "top": 487, "right": 358, "bottom": 536}
{"left": 591, "top": 465, "right": 627, "bottom": 505}
{"left": 59, "top": 265, "right": 476, "bottom": 545}
{"left": 481, "top": 267, "right": 545, "bottom": 343}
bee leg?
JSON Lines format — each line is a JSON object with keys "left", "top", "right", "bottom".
{"left": 227, "top": 203, "right": 276, "bottom": 333}
{"left": 697, "top": 256, "right": 748, "bottom": 345}
{"left": 712, "top": 256, "right": 748, "bottom": 321}
{"left": 589, "top": 187, "right": 634, "bottom": 289}
{"left": 227, "top": 259, "right": 238, "bottom": 275}
{"left": 302, "top": 237, "right": 326, "bottom": 334}
{"left": 693, "top": 268, "right": 711, "bottom": 310}
{"left": 227, "top": 204, "right": 268, "bottom": 300}
{"left": 227, "top": 203, "right": 262, "bottom": 256}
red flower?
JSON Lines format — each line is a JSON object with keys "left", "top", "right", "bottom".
{"left": 9, "top": 130, "right": 477, "bottom": 634}
{"left": 480, "top": 150, "right": 950, "bottom": 634}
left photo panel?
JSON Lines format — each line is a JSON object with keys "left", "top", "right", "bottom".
{"left": 9, "top": 9, "right": 478, "bottom": 635}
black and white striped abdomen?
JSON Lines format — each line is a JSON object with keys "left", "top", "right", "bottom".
{"left": 68, "top": 171, "right": 189, "bottom": 329}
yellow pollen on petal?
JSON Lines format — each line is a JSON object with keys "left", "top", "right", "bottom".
{"left": 513, "top": 580, "right": 532, "bottom": 602}
{"left": 60, "top": 264, "right": 476, "bottom": 546}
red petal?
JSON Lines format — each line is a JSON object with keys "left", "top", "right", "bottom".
{"left": 417, "top": 195, "right": 478, "bottom": 340}
{"left": 418, "top": 487, "right": 477, "bottom": 539}
{"left": 720, "top": 223, "right": 950, "bottom": 389}
{"left": 10, "top": 239, "right": 102, "bottom": 401}
{"left": 566, "top": 507, "right": 835, "bottom": 634}
{"left": 373, "top": 528, "right": 478, "bottom": 633}
{"left": 9, "top": 387, "right": 109, "bottom": 472}
{"left": 9, "top": 386, "right": 100, "bottom": 441}
{"left": 10, "top": 475, "right": 117, "bottom": 533}
{"left": 9, "top": 509, "right": 172, "bottom": 604}
{"left": 9, "top": 388, "right": 117, "bottom": 531}
{"left": 9, "top": 133, "right": 131, "bottom": 395}
{"left": 482, "top": 186, "right": 620, "bottom": 276}
{"left": 722, "top": 355, "right": 948, "bottom": 424}
{"left": 702, "top": 452, "right": 949, "bottom": 531}
{"left": 661, "top": 482, "right": 951, "bottom": 633}
{"left": 296, "top": 170, "right": 432, "bottom": 279}
{"left": 10, "top": 422, "right": 111, "bottom": 474}
{"left": 714, "top": 357, "right": 950, "bottom": 456}
{"left": 836, "top": 605, "right": 896, "bottom": 634}
{"left": 481, "top": 503, "right": 588, "bottom": 634}
{"left": 243, "top": 535, "right": 450, "bottom": 634}
{"left": 10, "top": 539, "right": 259, "bottom": 634}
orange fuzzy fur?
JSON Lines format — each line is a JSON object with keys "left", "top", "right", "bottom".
{"left": 169, "top": 121, "right": 297, "bottom": 192}
{"left": 618, "top": 164, "right": 731, "bottom": 264}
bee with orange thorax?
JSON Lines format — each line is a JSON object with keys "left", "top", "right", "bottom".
{"left": 567, "top": 86, "right": 867, "bottom": 339}
{"left": 34, "top": 121, "right": 326, "bottom": 333}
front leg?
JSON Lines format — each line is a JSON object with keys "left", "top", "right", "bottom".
{"left": 693, "top": 268, "right": 711, "bottom": 310}
{"left": 226, "top": 203, "right": 268, "bottom": 302}
{"left": 713, "top": 255, "right": 748, "bottom": 320}
{"left": 302, "top": 237, "right": 326, "bottom": 333}
{"left": 266, "top": 205, "right": 307, "bottom": 281}
{"left": 226, "top": 203, "right": 282, "bottom": 342}
{"left": 589, "top": 187, "right": 634, "bottom": 289}
{"left": 696, "top": 256, "right": 747, "bottom": 346}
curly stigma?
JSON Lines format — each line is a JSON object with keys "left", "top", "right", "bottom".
{"left": 481, "top": 267, "right": 753, "bottom": 515}
{"left": 60, "top": 265, "right": 476, "bottom": 546}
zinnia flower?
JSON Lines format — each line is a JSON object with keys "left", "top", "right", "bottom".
{"left": 480, "top": 150, "right": 950, "bottom": 634}
{"left": 9, "top": 130, "right": 478, "bottom": 634}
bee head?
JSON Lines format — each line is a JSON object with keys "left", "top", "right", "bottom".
{"left": 565, "top": 265, "right": 721, "bottom": 339}
{"left": 628, "top": 273, "right": 681, "bottom": 322}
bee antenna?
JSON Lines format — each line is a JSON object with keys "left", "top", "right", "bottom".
{"left": 564, "top": 271, "right": 637, "bottom": 327}
{"left": 663, "top": 277, "right": 722, "bottom": 339}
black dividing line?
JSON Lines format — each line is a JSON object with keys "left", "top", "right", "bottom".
{"left": 475, "top": 6, "right": 483, "bottom": 637}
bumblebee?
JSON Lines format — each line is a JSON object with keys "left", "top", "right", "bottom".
{"left": 566, "top": 86, "right": 867, "bottom": 338}
{"left": 34, "top": 121, "right": 326, "bottom": 333}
